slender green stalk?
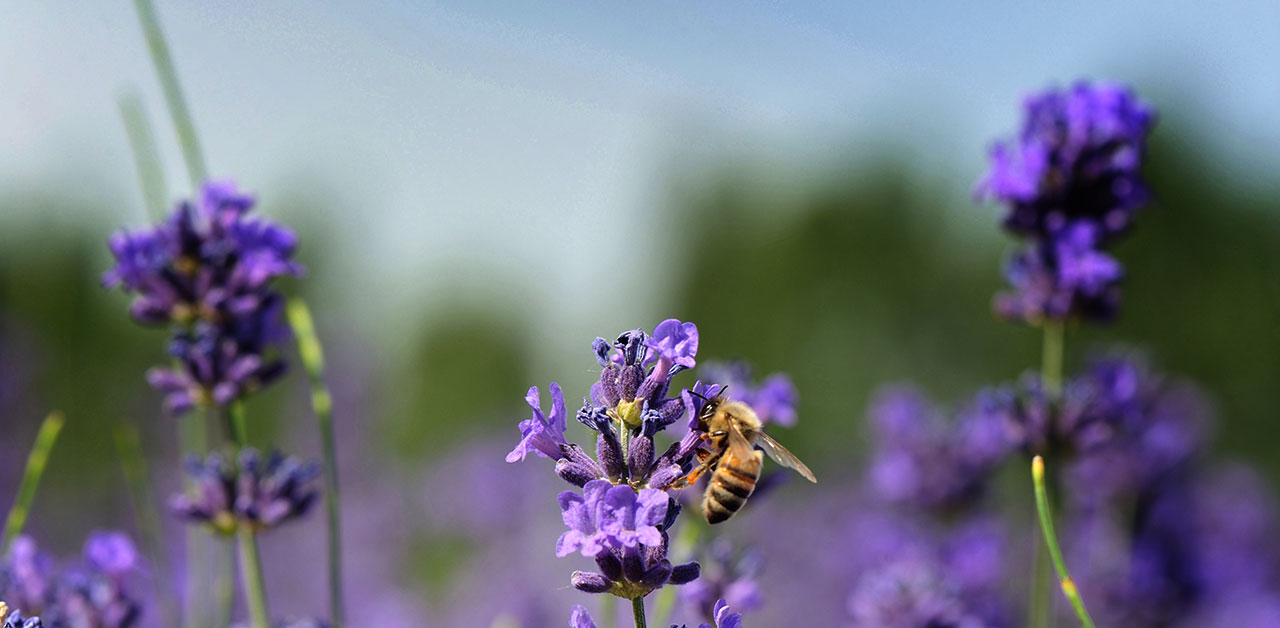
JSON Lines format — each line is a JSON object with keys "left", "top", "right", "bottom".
{"left": 131, "top": 0, "right": 207, "bottom": 190}
{"left": 114, "top": 424, "right": 180, "bottom": 628}
{"left": 1041, "top": 322, "right": 1065, "bottom": 399}
{"left": 2, "top": 412, "right": 65, "bottom": 552}
{"left": 228, "top": 402, "right": 249, "bottom": 447}
{"left": 236, "top": 526, "right": 272, "bottom": 628}
{"left": 116, "top": 90, "right": 170, "bottom": 220}
{"left": 631, "top": 597, "right": 648, "bottom": 628}
{"left": 1032, "top": 456, "right": 1097, "bottom": 628}
{"left": 285, "top": 299, "right": 346, "bottom": 628}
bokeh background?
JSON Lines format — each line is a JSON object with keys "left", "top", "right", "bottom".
{"left": 2, "top": 1, "right": 1278, "bottom": 626}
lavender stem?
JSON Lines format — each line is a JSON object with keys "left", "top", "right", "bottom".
{"left": 286, "top": 299, "right": 347, "bottom": 628}
{"left": 237, "top": 525, "right": 272, "bottom": 628}
{"left": 631, "top": 597, "right": 648, "bottom": 628}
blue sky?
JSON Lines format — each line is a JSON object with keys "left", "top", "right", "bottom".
{"left": 2, "top": 0, "right": 1276, "bottom": 359}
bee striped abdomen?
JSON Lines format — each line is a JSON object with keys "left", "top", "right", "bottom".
{"left": 703, "top": 450, "right": 762, "bottom": 524}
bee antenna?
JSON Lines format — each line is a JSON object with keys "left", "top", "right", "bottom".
{"left": 689, "top": 390, "right": 707, "bottom": 402}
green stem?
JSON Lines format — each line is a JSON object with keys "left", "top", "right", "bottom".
{"left": 2, "top": 412, "right": 65, "bottom": 552}
{"left": 236, "top": 525, "right": 272, "bottom": 628}
{"left": 1041, "top": 322, "right": 1065, "bottom": 400}
{"left": 228, "top": 402, "right": 249, "bottom": 447}
{"left": 286, "top": 299, "right": 346, "bottom": 628}
{"left": 131, "top": 0, "right": 207, "bottom": 190}
{"left": 116, "top": 91, "right": 170, "bottom": 220}
{"left": 631, "top": 597, "right": 648, "bottom": 628}
{"left": 1033, "top": 457, "right": 1097, "bottom": 628}
{"left": 113, "top": 424, "right": 180, "bottom": 628}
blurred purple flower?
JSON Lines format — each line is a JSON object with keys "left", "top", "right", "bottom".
{"left": 0, "top": 533, "right": 144, "bottom": 628}
{"left": 994, "top": 223, "right": 1123, "bottom": 324}
{"left": 866, "top": 385, "right": 1013, "bottom": 511}
{"left": 978, "top": 81, "right": 1154, "bottom": 325}
{"left": 104, "top": 180, "right": 302, "bottom": 416}
{"left": 680, "top": 539, "right": 764, "bottom": 621}
{"left": 103, "top": 180, "right": 302, "bottom": 326}
{"left": 976, "top": 81, "right": 1155, "bottom": 241}
{"left": 697, "top": 362, "right": 798, "bottom": 428}
{"left": 172, "top": 448, "right": 320, "bottom": 534}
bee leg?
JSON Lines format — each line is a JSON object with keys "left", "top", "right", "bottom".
{"left": 668, "top": 454, "right": 717, "bottom": 489}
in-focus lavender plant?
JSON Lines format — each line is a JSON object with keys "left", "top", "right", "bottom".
{"left": 0, "top": 602, "right": 41, "bottom": 628}
{"left": 510, "top": 320, "right": 788, "bottom": 626}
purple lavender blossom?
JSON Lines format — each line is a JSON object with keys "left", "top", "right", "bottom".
{"left": 104, "top": 181, "right": 302, "bottom": 326}
{"left": 993, "top": 223, "right": 1123, "bottom": 324}
{"left": 506, "top": 383, "right": 569, "bottom": 463}
{"left": 172, "top": 448, "right": 320, "bottom": 534}
{"left": 978, "top": 81, "right": 1154, "bottom": 325}
{"left": 680, "top": 539, "right": 763, "bottom": 621}
{"left": 1, "top": 607, "right": 41, "bottom": 628}
{"left": 866, "top": 385, "right": 1013, "bottom": 511}
{"left": 977, "top": 81, "right": 1155, "bottom": 241}
{"left": 0, "top": 537, "right": 54, "bottom": 613}
{"left": 560, "top": 481, "right": 698, "bottom": 598}
{"left": 696, "top": 362, "right": 798, "bottom": 427}
{"left": 510, "top": 321, "right": 710, "bottom": 608}
{"left": 0, "top": 533, "right": 144, "bottom": 628}
{"left": 569, "top": 605, "right": 597, "bottom": 628}
{"left": 104, "top": 180, "right": 302, "bottom": 415}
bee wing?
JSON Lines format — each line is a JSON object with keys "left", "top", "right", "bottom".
{"left": 755, "top": 431, "right": 817, "bottom": 483}
{"left": 725, "top": 420, "right": 759, "bottom": 462}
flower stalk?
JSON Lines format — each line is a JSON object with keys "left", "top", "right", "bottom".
{"left": 631, "top": 597, "right": 647, "bottom": 628}
{"left": 237, "top": 525, "right": 272, "bottom": 628}
{"left": 286, "top": 299, "right": 347, "bottom": 628}
{"left": 1032, "top": 456, "right": 1097, "bottom": 628}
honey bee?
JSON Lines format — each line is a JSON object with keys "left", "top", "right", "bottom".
{"left": 671, "top": 393, "right": 817, "bottom": 524}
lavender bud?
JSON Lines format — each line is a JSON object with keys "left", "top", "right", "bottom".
{"left": 595, "top": 552, "right": 624, "bottom": 582}
{"left": 556, "top": 459, "right": 603, "bottom": 487}
{"left": 647, "top": 463, "right": 681, "bottom": 490}
{"left": 620, "top": 365, "right": 641, "bottom": 402}
{"left": 597, "top": 432, "right": 626, "bottom": 480}
{"left": 598, "top": 365, "right": 621, "bottom": 407}
{"left": 668, "top": 561, "right": 701, "bottom": 585}
{"left": 571, "top": 571, "right": 613, "bottom": 594}
{"left": 640, "top": 559, "right": 673, "bottom": 589}
{"left": 628, "top": 435, "right": 654, "bottom": 480}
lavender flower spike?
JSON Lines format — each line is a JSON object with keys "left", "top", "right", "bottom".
{"left": 670, "top": 599, "right": 744, "bottom": 628}
{"left": 172, "top": 448, "right": 320, "bottom": 534}
{"left": 0, "top": 604, "right": 41, "bottom": 628}
{"left": 507, "top": 382, "right": 569, "bottom": 463}
{"left": 569, "top": 605, "right": 598, "bottom": 628}
{"left": 976, "top": 80, "right": 1155, "bottom": 240}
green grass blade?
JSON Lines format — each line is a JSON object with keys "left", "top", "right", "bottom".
{"left": 3, "top": 412, "right": 66, "bottom": 552}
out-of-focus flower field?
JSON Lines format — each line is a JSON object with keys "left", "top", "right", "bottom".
{"left": 2, "top": 2, "right": 1278, "bottom": 628}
